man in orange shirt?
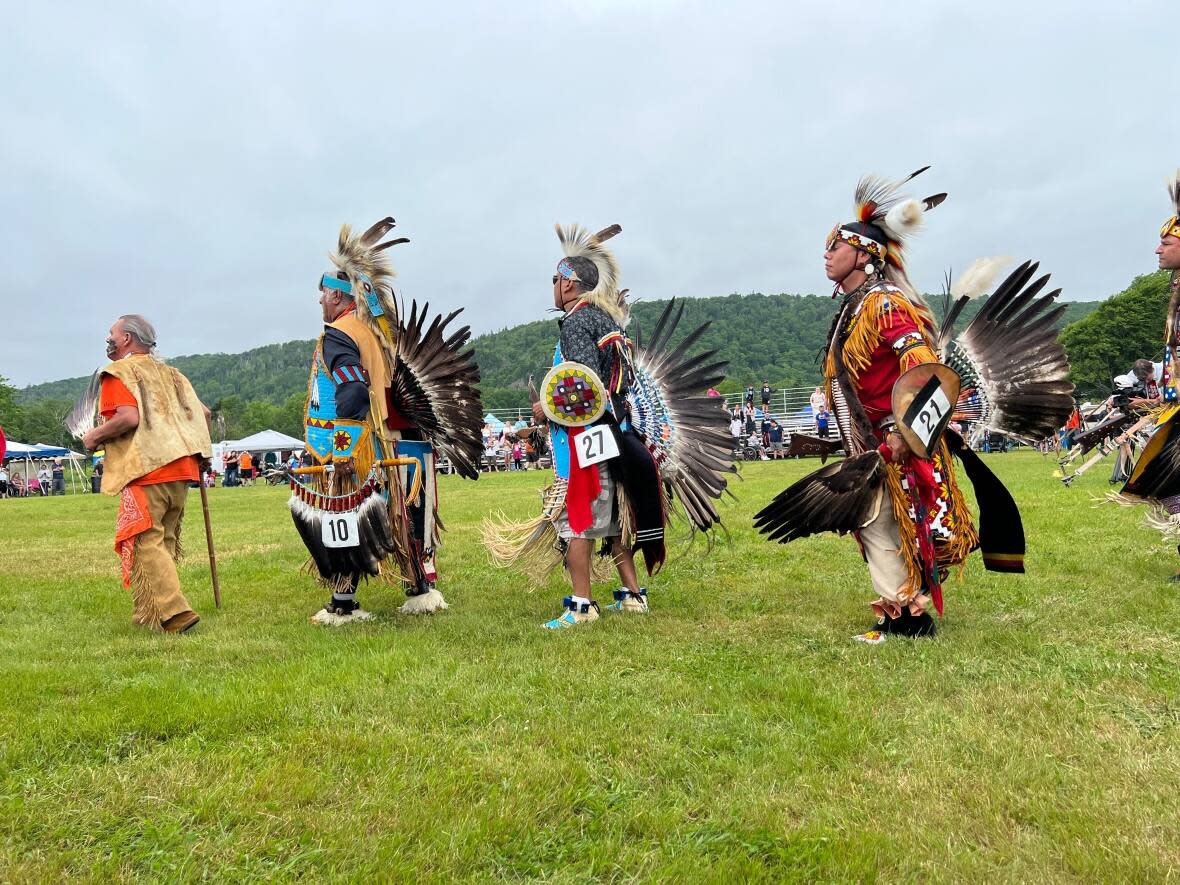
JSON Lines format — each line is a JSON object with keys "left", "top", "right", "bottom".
{"left": 82, "top": 315, "right": 213, "bottom": 633}
{"left": 238, "top": 450, "right": 253, "bottom": 486}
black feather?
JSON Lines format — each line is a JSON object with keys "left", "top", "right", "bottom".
{"left": 754, "top": 451, "right": 886, "bottom": 543}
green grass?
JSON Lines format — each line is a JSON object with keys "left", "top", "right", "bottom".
{"left": 0, "top": 451, "right": 1176, "bottom": 882}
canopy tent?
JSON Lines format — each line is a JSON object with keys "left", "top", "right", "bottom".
{"left": 483, "top": 413, "right": 505, "bottom": 433}
{"left": 3, "top": 440, "right": 44, "bottom": 459}
{"left": 2, "top": 441, "right": 82, "bottom": 460}
{"left": 33, "top": 444, "right": 86, "bottom": 460}
{"left": 218, "top": 430, "right": 304, "bottom": 451}
{"left": 2, "top": 441, "right": 90, "bottom": 493}
{"left": 213, "top": 429, "right": 305, "bottom": 474}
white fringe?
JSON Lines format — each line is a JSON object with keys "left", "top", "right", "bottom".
{"left": 399, "top": 587, "right": 449, "bottom": 614}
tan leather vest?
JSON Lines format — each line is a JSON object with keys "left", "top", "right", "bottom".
{"left": 99, "top": 356, "right": 212, "bottom": 494}
{"left": 327, "top": 312, "right": 393, "bottom": 433}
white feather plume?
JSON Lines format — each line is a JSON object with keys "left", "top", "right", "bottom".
{"left": 1168, "top": 168, "right": 1180, "bottom": 217}
{"left": 882, "top": 199, "right": 923, "bottom": 238}
{"left": 951, "top": 256, "right": 1013, "bottom": 300}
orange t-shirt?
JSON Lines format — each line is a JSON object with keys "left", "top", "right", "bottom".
{"left": 239, "top": 452, "right": 252, "bottom": 470}
{"left": 100, "top": 376, "right": 200, "bottom": 485}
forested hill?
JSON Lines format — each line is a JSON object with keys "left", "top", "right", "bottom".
{"left": 18, "top": 291, "right": 1100, "bottom": 413}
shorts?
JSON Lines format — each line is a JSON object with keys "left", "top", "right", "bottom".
{"left": 771, "top": 441, "right": 783, "bottom": 452}
{"left": 556, "top": 468, "right": 619, "bottom": 540}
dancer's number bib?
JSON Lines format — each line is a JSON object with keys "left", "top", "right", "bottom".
{"left": 575, "top": 425, "right": 619, "bottom": 468}
{"left": 911, "top": 386, "right": 952, "bottom": 449}
{"left": 322, "top": 512, "right": 360, "bottom": 548}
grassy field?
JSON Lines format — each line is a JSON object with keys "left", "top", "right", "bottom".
{"left": 0, "top": 451, "right": 1176, "bottom": 882}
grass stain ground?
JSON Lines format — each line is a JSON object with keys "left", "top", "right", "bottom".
{"left": 0, "top": 451, "right": 1176, "bottom": 881}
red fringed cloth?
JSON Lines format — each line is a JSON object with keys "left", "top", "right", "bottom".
{"left": 564, "top": 427, "right": 602, "bottom": 534}
{"left": 114, "top": 485, "right": 152, "bottom": 588}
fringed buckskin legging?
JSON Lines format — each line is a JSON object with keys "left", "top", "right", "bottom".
{"left": 127, "top": 481, "right": 195, "bottom": 628}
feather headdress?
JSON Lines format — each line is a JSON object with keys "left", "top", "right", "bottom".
{"left": 556, "top": 223, "right": 627, "bottom": 325}
{"left": 328, "top": 216, "right": 409, "bottom": 324}
{"left": 829, "top": 166, "right": 946, "bottom": 298}
{"left": 1163, "top": 170, "right": 1180, "bottom": 240}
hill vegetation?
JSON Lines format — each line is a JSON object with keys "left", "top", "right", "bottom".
{"left": 3, "top": 288, "right": 1107, "bottom": 446}
{"left": 1059, "top": 270, "right": 1173, "bottom": 398}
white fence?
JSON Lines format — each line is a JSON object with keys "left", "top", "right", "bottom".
{"left": 483, "top": 386, "right": 827, "bottom": 436}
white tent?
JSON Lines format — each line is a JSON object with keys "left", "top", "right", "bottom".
{"left": 219, "top": 429, "right": 304, "bottom": 451}
{"left": 213, "top": 429, "right": 304, "bottom": 474}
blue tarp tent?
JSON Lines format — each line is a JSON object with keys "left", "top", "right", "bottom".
{"left": 483, "top": 413, "right": 505, "bottom": 433}
{"left": 32, "top": 444, "right": 71, "bottom": 458}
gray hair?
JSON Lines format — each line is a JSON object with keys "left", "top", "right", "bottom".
{"left": 117, "top": 314, "right": 158, "bottom": 354}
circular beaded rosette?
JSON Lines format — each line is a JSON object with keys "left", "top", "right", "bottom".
{"left": 540, "top": 361, "right": 607, "bottom": 428}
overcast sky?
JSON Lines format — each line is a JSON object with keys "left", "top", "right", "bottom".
{"left": 1, "top": 1, "right": 1175, "bottom": 386}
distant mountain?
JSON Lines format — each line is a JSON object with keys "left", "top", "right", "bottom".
{"left": 19, "top": 292, "right": 1101, "bottom": 412}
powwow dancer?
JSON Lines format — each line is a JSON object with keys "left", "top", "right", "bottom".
{"left": 483, "top": 224, "right": 735, "bottom": 628}
{"left": 1109, "top": 171, "right": 1180, "bottom": 581}
{"left": 754, "top": 168, "right": 1073, "bottom": 642}
{"left": 74, "top": 315, "right": 213, "bottom": 633}
{"left": 291, "top": 217, "right": 484, "bottom": 624}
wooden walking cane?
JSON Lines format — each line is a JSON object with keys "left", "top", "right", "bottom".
{"left": 198, "top": 473, "right": 221, "bottom": 608}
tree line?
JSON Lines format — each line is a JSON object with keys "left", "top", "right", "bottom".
{"left": 8, "top": 276, "right": 1158, "bottom": 446}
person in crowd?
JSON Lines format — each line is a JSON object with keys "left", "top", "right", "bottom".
{"left": 816, "top": 406, "right": 831, "bottom": 439}
{"left": 37, "top": 465, "right": 51, "bottom": 496}
{"left": 809, "top": 385, "right": 828, "bottom": 417}
{"left": 10, "top": 474, "right": 25, "bottom": 497}
{"left": 760, "top": 380, "right": 772, "bottom": 408}
{"left": 51, "top": 458, "right": 66, "bottom": 495}
{"left": 80, "top": 313, "right": 212, "bottom": 634}
{"left": 744, "top": 384, "right": 755, "bottom": 408}
{"left": 500, "top": 432, "right": 512, "bottom": 471}
{"left": 760, "top": 412, "right": 773, "bottom": 448}
{"left": 238, "top": 449, "right": 253, "bottom": 486}
{"left": 0, "top": 464, "right": 8, "bottom": 498}
{"left": 511, "top": 440, "right": 523, "bottom": 471}
{"left": 747, "top": 428, "right": 768, "bottom": 460}
{"left": 744, "top": 406, "right": 756, "bottom": 437}
{"left": 224, "top": 450, "right": 239, "bottom": 486}
{"left": 769, "top": 419, "right": 785, "bottom": 459}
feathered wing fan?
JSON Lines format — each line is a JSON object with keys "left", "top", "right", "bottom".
{"left": 938, "top": 260, "right": 1075, "bottom": 440}
{"left": 64, "top": 370, "right": 102, "bottom": 440}
{"left": 627, "top": 298, "right": 735, "bottom": 531}
{"left": 754, "top": 451, "right": 886, "bottom": 543}
{"left": 389, "top": 299, "right": 485, "bottom": 480}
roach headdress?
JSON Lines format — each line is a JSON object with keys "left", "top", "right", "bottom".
{"left": 555, "top": 223, "right": 627, "bottom": 325}
{"left": 320, "top": 216, "right": 410, "bottom": 324}
{"left": 826, "top": 166, "right": 947, "bottom": 298}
